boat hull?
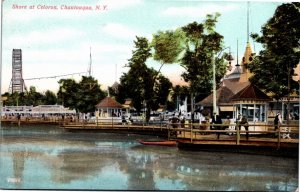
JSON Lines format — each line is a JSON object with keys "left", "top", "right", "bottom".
{"left": 177, "top": 140, "right": 298, "bottom": 157}
{"left": 138, "top": 139, "right": 177, "bottom": 146}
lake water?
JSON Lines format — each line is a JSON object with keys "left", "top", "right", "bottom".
{"left": 0, "top": 125, "right": 298, "bottom": 191}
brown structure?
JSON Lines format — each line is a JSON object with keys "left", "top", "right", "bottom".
{"left": 197, "top": 42, "right": 255, "bottom": 119}
{"left": 231, "top": 84, "right": 270, "bottom": 102}
{"left": 95, "top": 97, "right": 123, "bottom": 118}
{"left": 96, "top": 97, "right": 123, "bottom": 109}
{"left": 231, "top": 83, "right": 271, "bottom": 123}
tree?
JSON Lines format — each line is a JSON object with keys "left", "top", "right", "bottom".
{"left": 180, "top": 14, "right": 228, "bottom": 102}
{"left": 77, "top": 76, "right": 106, "bottom": 113}
{"left": 249, "top": 3, "right": 300, "bottom": 100}
{"left": 117, "top": 36, "right": 172, "bottom": 121}
{"left": 43, "top": 90, "right": 57, "bottom": 105}
{"left": 2, "top": 88, "right": 57, "bottom": 106}
{"left": 151, "top": 29, "right": 184, "bottom": 74}
{"left": 167, "top": 85, "right": 190, "bottom": 111}
{"left": 58, "top": 76, "right": 105, "bottom": 113}
{"left": 25, "top": 86, "right": 44, "bottom": 106}
{"left": 57, "top": 78, "right": 79, "bottom": 109}
{"left": 118, "top": 36, "right": 152, "bottom": 115}
{"left": 155, "top": 75, "right": 172, "bottom": 107}
{"left": 151, "top": 14, "right": 229, "bottom": 104}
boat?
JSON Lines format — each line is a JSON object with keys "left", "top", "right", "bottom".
{"left": 137, "top": 139, "right": 177, "bottom": 146}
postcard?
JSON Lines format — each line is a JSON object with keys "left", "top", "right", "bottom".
{"left": 0, "top": 0, "right": 299, "bottom": 191}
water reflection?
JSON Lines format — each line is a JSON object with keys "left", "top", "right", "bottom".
{"left": 0, "top": 125, "right": 298, "bottom": 191}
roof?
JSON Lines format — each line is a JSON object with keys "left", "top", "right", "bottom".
{"left": 96, "top": 97, "right": 123, "bottom": 109}
{"left": 198, "top": 80, "right": 249, "bottom": 107}
{"left": 198, "top": 86, "right": 235, "bottom": 106}
{"left": 222, "top": 79, "right": 250, "bottom": 94}
{"left": 230, "top": 84, "right": 271, "bottom": 101}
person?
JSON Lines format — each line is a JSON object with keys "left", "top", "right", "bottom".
{"left": 224, "top": 116, "right": 231, "bottom": 134}
{"left": 238, "top": 115, "right": 249, "bottom": 140}
{"left": 274, "top": 112, "right": 282, "bottom": 137}
{"left": 214, "top": 115, "right": 223, "bottom": 139}
{"left": 180, "top": 116, "right": 185, "bottom": 128}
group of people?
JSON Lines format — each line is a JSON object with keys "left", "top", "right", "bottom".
{"left": 211, "top": 114, "right": 249, "bottom": 140}
{"left": 211, "top": 112, "right": 291, "bottom": 139}
{"left": 168, "top": 111, "right": 292, "bottom": 139}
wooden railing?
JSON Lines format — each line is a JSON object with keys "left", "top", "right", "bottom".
{"left": 2, "top": 117, "right": 299, "bottom": 148}
{"left": 167, "top": 122, "right": 299, "bottom": 147}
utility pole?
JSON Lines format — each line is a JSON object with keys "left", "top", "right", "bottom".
{"left": 212, "top": 50, "right": 217, "bottom": 119}
{"left": 88, "top": 47, "right": 92, "bottom": 77}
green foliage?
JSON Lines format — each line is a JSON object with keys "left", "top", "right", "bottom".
{"left": 57, "top": 78, "right": 78, "bottom": 109}
{"left": 2, "top": 86, "right": 57, "bottom": 106}
{"left": 150, "top": 13, "right": 228, "bottom": 103}
{"left": 168, "top": 85, "right": 190, "bottom": 111}
{"left": 115, "top": 37, "right": 151, "bottom": 115}
{"left": 155, "top": 75, "right": 173, "bottom": 107}
{"left": 58, "top": 76, "right": 105, "bottom": 113}
{"left": 43, "top": 90, "right": 57, "bottom": 105}
{"left": 116, "top": 36, "right": 172, "bottom": 121}
{"left": 249, "top": 2, "right": 300, "bottom": 100}
{"left": 152, "top": 29, "right": 184, "bottom": 65}
{"left": 180, "top": 14, "right": 227, "bottom": 101}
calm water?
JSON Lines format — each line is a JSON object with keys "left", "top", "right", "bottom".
{"left": 0, "top": 125, "right": 298, "bottom": 191}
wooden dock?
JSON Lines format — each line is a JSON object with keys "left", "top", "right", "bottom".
{"left": 60, "top": 122, "right": 299, "bottom": 156}
{"left": 2, "top": 118, "right": 298, "bottom": 157}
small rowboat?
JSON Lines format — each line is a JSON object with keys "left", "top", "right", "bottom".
{"left": 137, "top": 139, "right": 177, "bottom": 146}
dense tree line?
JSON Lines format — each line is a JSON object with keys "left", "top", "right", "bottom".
{"left": 2, "top": 76, "right": 106, "bottom": 114}
{"left": 2, "top": 86, "right": 57, "bottom": 107}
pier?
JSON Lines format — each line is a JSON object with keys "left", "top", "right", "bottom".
{"left": 2, "top": 118, "right": 298, "bottom": 156}
{"left": 61, "top": 121, "right": 298, "bottom": 157}
{"left": 61, "top": 123, "right": 299, "bottom": 157}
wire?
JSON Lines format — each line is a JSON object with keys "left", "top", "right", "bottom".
{"left": 24, "top": 72, "right": 87, "bottom": 80}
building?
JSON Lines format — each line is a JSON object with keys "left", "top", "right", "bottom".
{"left": 2, "top": 105, "right": 76, "bottom": 116}
{"left": 95, "top": 96, "right": 124, "bottom": 123}
{"left": 197, "top": 41, "right": 300, "bottom": 123}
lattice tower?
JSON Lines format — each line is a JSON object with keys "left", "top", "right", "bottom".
{"left": 10, "top": 49, "right": 25, "bottom": 93}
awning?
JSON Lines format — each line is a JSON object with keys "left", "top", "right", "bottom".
{"left": 219, "top": 106, "right": 234, "bottom": 111}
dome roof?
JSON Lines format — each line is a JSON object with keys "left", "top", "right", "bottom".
{"left": 96, "top": 97, "right": 123, "bottom": 109}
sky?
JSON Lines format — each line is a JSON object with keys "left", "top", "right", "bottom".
{"left": 1, "top": 0, "right": 285, "bottom": 93}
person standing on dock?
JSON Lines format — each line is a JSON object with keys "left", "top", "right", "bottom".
{"left": 238, "top": 115, "right": 249, "bottom": 140}
{"left": 274, "top": 112, "right": 282, "bottom": 137}
{"left": 17, "top": 113, "right": 21, "bottom": 126}
{"left": 214, "top": 115, "right": 223, "bottom": 139}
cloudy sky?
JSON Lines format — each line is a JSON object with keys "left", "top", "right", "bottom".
{"left": 1, "top": 0, "right": 284, "bottom": 93}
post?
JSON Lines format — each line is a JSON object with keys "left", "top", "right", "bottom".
{"left": 287, "top": 64, "right": 291, "bottom": 126}
{"left": 191, "top": 93, "right": 194, "bottom": 116}
{"left": 167, "top": 123, "right": 170, "bottom": 140}
{"left": 96, "top": 116, "right": 98, "bottom": 128}
{"left": 212, "top": 51, "right": 217, "bottom": 120}
{"left": 190, "top": 121, "right": 193, "bottom": 142}
{"left": 277, "top": 125, "right": 281, "bottom": 149}
{"left": 236, "top": 122, "right": 240, "bottom": 145}
{"left": 212, "top": 47, "right": 233, "bottom": 119}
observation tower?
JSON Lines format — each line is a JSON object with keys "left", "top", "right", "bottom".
{"left": 10, "top": 49, "right": 25, "bottom": 93}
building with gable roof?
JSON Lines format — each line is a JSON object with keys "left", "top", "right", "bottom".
{"left": 95, "top": 96, "right": 125, "bottom": 123}
{"left": 197, "top": 40, "right": 299, "bottom": 123}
